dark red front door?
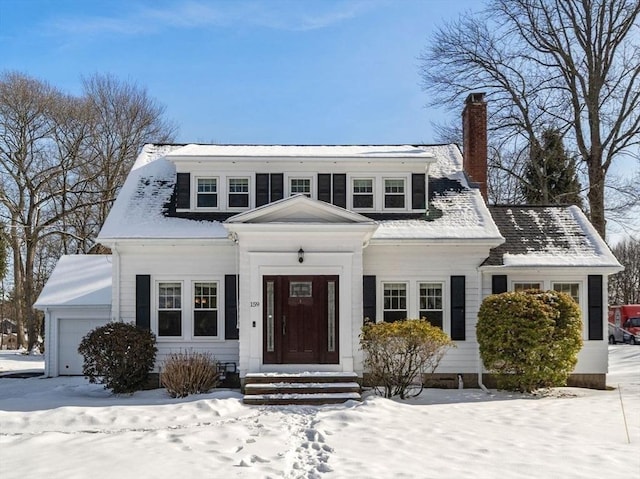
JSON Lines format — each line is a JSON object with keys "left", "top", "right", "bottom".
{"left": 263, "top": 275, "right": 339, "bottom": 364}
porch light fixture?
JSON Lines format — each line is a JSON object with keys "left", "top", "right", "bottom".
{"left": 298, "top": 248, "right": 304, "bottom": 263}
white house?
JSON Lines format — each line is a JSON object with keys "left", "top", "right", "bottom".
{"left": 36, "top": 94, "right": 622, "bottom": 389}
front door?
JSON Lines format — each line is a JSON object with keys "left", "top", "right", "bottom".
{"left": 263, "top": 275, "right": 339, "bottom": 364}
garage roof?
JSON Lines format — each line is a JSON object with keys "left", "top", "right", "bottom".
{"left": 34, "top": 255, "right": 112, "bottom": 308}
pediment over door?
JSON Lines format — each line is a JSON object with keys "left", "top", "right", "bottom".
{"left": 225, "top": 194, "right": 376, "bottom": 225}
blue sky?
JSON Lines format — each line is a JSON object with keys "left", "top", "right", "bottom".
{"left": 0, "top": 0, "right": 481, "bottom": 144}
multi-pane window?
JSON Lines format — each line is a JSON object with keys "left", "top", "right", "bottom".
{"left": 228, "top": 178, "right": 249, "bottom": 208}
{"left": 290, "top": 178, "right": 311, "bottom": 197}
{"left": 514, "top": 282, "right": 542, "bottom": 292}
{"left": 419, "top": 283, "right": 443, "bottom": 329}
{"left": 193, "top": 282, "right": 218, "bottom": 337}
{"left": 383, "top": 282, "right": 407, "bottom": 322}
{"left": 384, "top": 179, "right": 405, "bottom": 208}
{"left": 553, "top": 283, "right": 580, "bottom": 304}
{"left": 352, "top": 178, "right": 374, "bottom": 208}
{"left": 197, "top": 178, "right": 218, "bottom": 208}
{"left": 158, "top": 282, "right": 182, "bottom": 336}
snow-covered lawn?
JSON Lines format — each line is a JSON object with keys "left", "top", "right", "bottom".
{"left": 0, "top": 347, "right": 638, "bottom": 479}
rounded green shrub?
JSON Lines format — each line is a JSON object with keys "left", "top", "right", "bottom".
{"left": 477, "top": 290, "right": 583, "bottom": 392}
{"left": 360, "top": 319, "right": 454, "bottom": 399}
{"left": 78, "top": 322, "right": 157, "bottom": 394}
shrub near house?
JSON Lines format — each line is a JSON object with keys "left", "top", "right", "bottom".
{"left": 361, "top": 319, "right": 454, "bottom": 399}
{"left": 78, "top": 322, "right": 157, "bottom": 394}
{"left": 477, "top": 290, "right": 582, "bottom": 392}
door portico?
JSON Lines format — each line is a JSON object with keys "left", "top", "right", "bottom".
{"left": 224, "top": 195, "right": 378, "bottom": 378}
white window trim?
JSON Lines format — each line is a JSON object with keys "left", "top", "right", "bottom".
{"left": 286, "top": 175, "right": 314, "bottom": 198}
{"left": 381, "top": 281, "right": 409, "bottom": 322}
{"left": 551, "top": 281, "right": 582, "bottom": 305}
{"left": 512, "top": 281, "right": 543, "bottom": 291}
{"left": 226, "top": 177, "right": 251, "bottom": 211}
{"left": 153, "top": 277, "right": 227, "bottom": 342}
{"left": 351, "top": 177, "right": 375, "bottom": 210}
{"left": 192, "top": 280, "right": 221, "bottom": 340}
{"left": 155, "top": 280, "right": 184, "bottom": 340}
{"left": 418, "top": 281, "right": 445, "bottom": 328}
{"left": 194, "top": 176, "right": 219, "bottom": 210}
{"left": 383, "top": 177, "right": 408, "bottom": 211}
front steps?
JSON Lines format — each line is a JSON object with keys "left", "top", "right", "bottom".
{"left": 243, "top": 372, "right": 361, "bottom": 406}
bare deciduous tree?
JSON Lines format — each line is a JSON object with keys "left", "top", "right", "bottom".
{"left": 0, "top": 71, "right": 175, "bottom": 350}
{"left": 420, "top": 0, "right": 640, "bottom": 238}
{"left": 609, "top": 238, "right": 640, "bottom": 305}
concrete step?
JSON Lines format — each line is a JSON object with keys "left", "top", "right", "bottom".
{"left": 243, "top": 372, "right": 361, "bottom": 405}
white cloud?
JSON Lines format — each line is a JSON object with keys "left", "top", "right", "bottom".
{"left": 46, "top": 0, "right": 378, "bottom": 38}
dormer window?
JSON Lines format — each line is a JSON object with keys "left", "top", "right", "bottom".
{"left": 228, "top": 178, "right": 249, "bottom": 208}
{"left": 197, "top": 178, "right": 218, "bottom": 208}
{"left": 290, "top": 178, "right": 311, "bottom": 197}
{"left": 384, "top": 178, "right": 405, "bottom": 209}
{"left": 352, "top": 178, "right": 374, "bottom": 209}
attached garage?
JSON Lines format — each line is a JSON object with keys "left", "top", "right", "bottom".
{"left": 57, "top": 318, "right": 111, "bottom": 375}
{"left": 34, "top": 255, "right": 112, "bottom": 377}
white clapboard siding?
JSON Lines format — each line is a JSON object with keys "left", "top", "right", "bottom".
{"left": 363, "top": 244, "right": 491, "bottom": 373}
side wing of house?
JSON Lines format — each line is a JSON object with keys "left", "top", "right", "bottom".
{"left": 481, "top": 205, "right": 622, "bottom": 388}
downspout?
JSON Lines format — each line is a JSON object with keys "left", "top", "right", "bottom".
{"left": 112, "top": 243, "right": 120, "bottom": 322}
{"left": 476, "top": 267, "right": 490, "bottom": 393}
{"left": 45, "top": 308, "right": 51, "bottom": 377}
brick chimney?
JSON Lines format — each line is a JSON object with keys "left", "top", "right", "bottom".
{"left": 462, "top": 92, "right": 487, "bottom": 200}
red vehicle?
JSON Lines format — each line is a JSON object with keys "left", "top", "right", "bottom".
{"left": 608, "top": 305, "right": 640, "bottom": 344}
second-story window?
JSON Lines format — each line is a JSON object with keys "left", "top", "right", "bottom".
{"left": 228, "top": 178, "right": 249, "bottom": 208}
{"left": 352, "top": 178, "right": 374, "bottom": 208}
{"left": 197, "top": 178, "right": 218, "bottom": 208}
{"left": 290, "top": 178, "right": 311, "bottom": 197}
{"left": 384, "top": 178, "right": 405, "bottom": 209}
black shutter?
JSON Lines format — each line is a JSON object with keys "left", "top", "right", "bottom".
{"left": 492, "top": 275, "right": 508, "bottom": 294}
{"left": 176, "top": 173, "right": 191, "bottom": 209}
{"left": 450, "top": 275, "right": 466, "bottom": 340}
{"left": 270, "top": 174, "right": 283, "bottom": 201}
{"left": 588, "top": 275, "right": 603, "bottom": 340}
{"left": 225, "top": 275, "right": 239, "bottom": 340}
{"left": 333, "top": 174, "right": 346, "bottom": 208}
{"left": 135, "top": 275, "right": 151, "bottom": 331}
{"left": 256, "top": 173, "right": 269, "bottom": 207}
{"left": 411, "top": 173, "right": 426, "bottom": 210}
{"left": 318, "top": 174, "right": 332, "bottom": 203}
{"left": 363, "top": 275, "right": 376, "bottom": 324}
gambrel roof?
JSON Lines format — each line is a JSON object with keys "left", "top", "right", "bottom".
{"left": 483, "top": 205, "right": 621, "bottom": 269}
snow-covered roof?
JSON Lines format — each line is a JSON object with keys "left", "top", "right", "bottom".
{"left": 483, "top": 206, "right": 622, "bottom": 269}
{"left": 165, "top": 143, "right": 438, "bottom": 160}
{"left": 33, "top": 255, "right": 112, "bottom": 308}
{"left": 98, "top": 144, "right": 228, "bottom": 241}
{"left": 372, "top": 173, "right": 502, "bottom": 242}
{"left": 97, "top": 143, "right": 502, "bottom": 243}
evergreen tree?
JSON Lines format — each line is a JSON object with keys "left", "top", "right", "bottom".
{"left": 522, "top": 129, "right": 583, "bottom": 207}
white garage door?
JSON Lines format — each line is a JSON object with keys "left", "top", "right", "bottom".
{"left": 58, "top": 318, "right": 109, "bottom": 375}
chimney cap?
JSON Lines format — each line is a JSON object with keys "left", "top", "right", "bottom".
{"left": 465, "top": 92, "right": 486, "bottom": 104}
